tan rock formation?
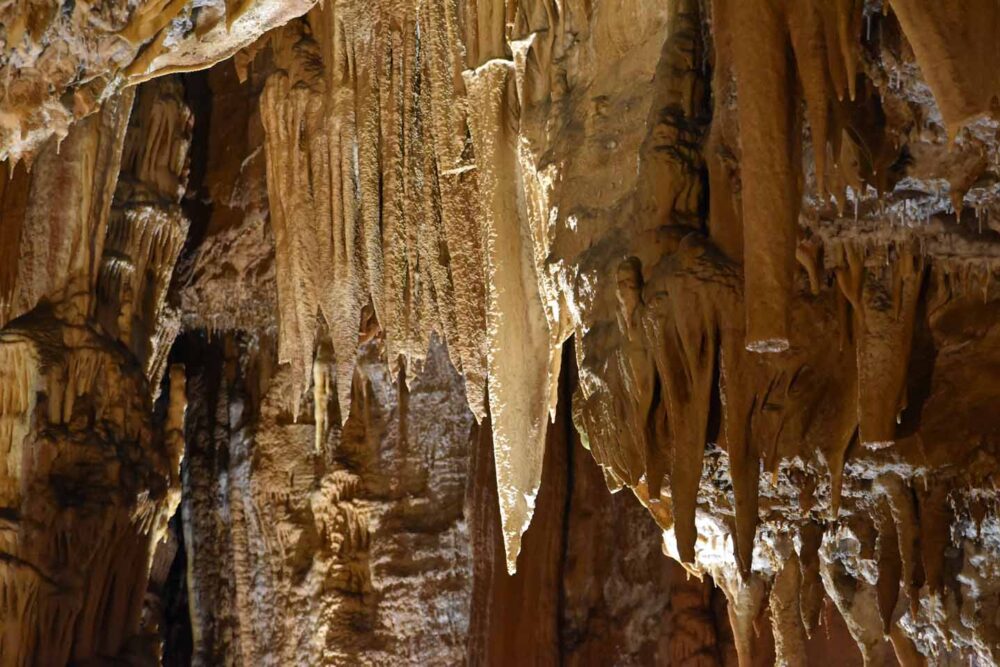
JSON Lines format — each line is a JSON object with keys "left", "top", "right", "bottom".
{"left": 3, "top": 0, "right": 1000, "bottom": 664}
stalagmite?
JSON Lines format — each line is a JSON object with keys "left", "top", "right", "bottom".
{"left": 881, "top": 474, "right": 921, "bottom": 612}
{"left": 917, "top": 481, "right": 952, "bottom": 596}
{"left": 797, "top": 521, "right": 825, "bottom": 637}
{"left": 875, "top": 497, "right": 903, "bottom": 633}
{"left": 820, "top": 544, "right": 897, "bottom": 665}
{"left": 313, "top": 343, "right": 332, "bottom": 453}
{"left": 770, "top": 549, "right": 808, "bottom": 667}
{"left": 722, "top": 574, "right": 768, "bottom": 666}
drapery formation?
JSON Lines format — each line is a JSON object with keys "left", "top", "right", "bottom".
{"left": 251, "top": 1, "right": 1000, "bottom": 660}
{"left": 2, "top": 0, "right": 1000, "bottom": 662}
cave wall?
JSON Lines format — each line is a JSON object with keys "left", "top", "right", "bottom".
{"left": 172, "top": 326, "right": 682, "bottom": 665}
{"left": 2, "top": 0, "right": 1000, "bottom": 664}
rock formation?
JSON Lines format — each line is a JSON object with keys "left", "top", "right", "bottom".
{"left": 2, "top": 0, "right": 1000, "bottom": 664}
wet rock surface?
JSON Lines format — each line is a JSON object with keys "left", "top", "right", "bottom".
{"left": 2, "top": 0, "right": 1000, "bottom": 664}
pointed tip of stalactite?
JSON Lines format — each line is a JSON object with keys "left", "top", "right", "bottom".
{"left": 499, "top": 497, "right": 535, "bottom": 576}
{"left": 465, "top": 378, "right": 488, "bottom": 425}
{"left": 951, "top": 190, "right": 965, "bottom": 219}
{"left": 745, "top": 338, "right": 790, "bottom": 354}
{"left": 863, "top": 439, "right": 895, "bottom": 451}
{"left": 469, "top": 405, "right": 485, "bottom": 426}
{"left": 736, "top": 555, "right": 751, "bottom": 582}
{"left": 504, "top": 544, "right": 520, "bottom": 576}
{"left": 676, "top": 521, "right": 697, "bottom": 566}
{"left": 732, "top": 462, "right": 760, "bottom": 583}
{"left": 335, "top": 363, "right": 354, "bottom": 428}
{"left": 946, "top": 124, "right": 961, "bottom": 151}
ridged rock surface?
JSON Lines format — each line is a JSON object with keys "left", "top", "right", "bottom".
{"left": 2, "top": 0, "right": 1000, "bottom": 665}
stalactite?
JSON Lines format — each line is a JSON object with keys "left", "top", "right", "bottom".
{"left": 260, "top": 60, "right": 323, "bottom": 416}
{"left": 725, "top": 0, "right": 801, "bottom": 352}
{"left": 615, "top": 258, "right": 663, "bottom": 495}
{"left": 0, "top": 162, "right": 30, "bottom": 327}
{"left": 887, "top": 0, "right": 1000, "bottom": 141}
{"left": 854, "top": 248, "right": 924, "bottom": 449}
{"left": 465, "top": 59, "right": 554, "bottom": 573}
{"left": 6, "top": 0, "right": 1000, "bottom": 662}
{"left": 8, "top": 90, "right": 133, "bottom": 326}
{"left": 641, "top": 236, "right": 719, "bottom": 564}
{"left": 719, "top": 326, "right": 763, "bottom": 577}
{"left": 713, "top": 0, "right": 872, "bottom": 351}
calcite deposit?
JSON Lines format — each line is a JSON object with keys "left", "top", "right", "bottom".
{"left": 2, "top": 0, "right": 1000, "bottom": 664}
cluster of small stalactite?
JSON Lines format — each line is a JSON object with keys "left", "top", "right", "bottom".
{"left": 0, "top": 38, "right": 198, "bottom": 664}
{"left": 0, "top": 308, "right": 183, "bottom": 664}
{"left": 0, "top": 0, "right": 313, "bottom": 162}
{"left": 253, "top": 2, "right": 568, "bottom": 572}
{"left": 2, "top": 0, "right": 1000, "bottom": 663}
{"left": 242, "top": 0, "right": 1000, "bottom": 662}
{"left": 97, "top": 77, "right": 193, "bottom": 393}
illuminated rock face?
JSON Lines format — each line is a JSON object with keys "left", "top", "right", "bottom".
{"left": 3, "top": 0, "right": 1000, "bottom": 664}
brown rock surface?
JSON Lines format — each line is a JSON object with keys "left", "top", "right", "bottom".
{"left": 2, "top": 0, "right": 1000, "bottom": 664}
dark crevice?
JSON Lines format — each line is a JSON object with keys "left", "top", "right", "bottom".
{"left": 161, "top": 513, "right": 193, "bottom": 667}
{"left": 556, "top": 336, "right": 579, "bottom": 666}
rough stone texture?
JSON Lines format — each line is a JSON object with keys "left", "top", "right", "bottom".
{"left": 0, "top": 69, "right": 187, "bottom": 664}
{"left": 175, "top": 333, "right": 478, "bottom": 666}
{"left": 168, "top": 325, "right": 680, "bottom": 665}
{"left": 0, "top": 0, "right": 312, "bottom": 162}
{"left": 3, "top": 0, "right": 1000, "bottom": 664}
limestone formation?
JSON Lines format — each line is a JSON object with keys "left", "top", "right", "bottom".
{"left": 2, "top": 0, "right": 1000, "bottom": 664}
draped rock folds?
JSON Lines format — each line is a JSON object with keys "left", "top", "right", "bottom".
{"left": 241, "top": 0, "right": 1000, "bottom": 659}
{"left": 0, "top": 28, "right": 192, "bottom": 664}
{"left": 0, "top": 310, "right": 180, "bottom": 664}
{"left": 3, "top": 0, "right": 1000, "bottom": 663}
{"left": 0, "top": 0, "right": 311, "bottom": 163}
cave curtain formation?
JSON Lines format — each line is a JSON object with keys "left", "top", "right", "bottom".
{"left": 2, "top": 0, "right": 1000, "bottom": 664}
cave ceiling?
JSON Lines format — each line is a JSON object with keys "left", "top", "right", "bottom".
{"left": 1, "top": 0, "right": 1000, "bottom": 664}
